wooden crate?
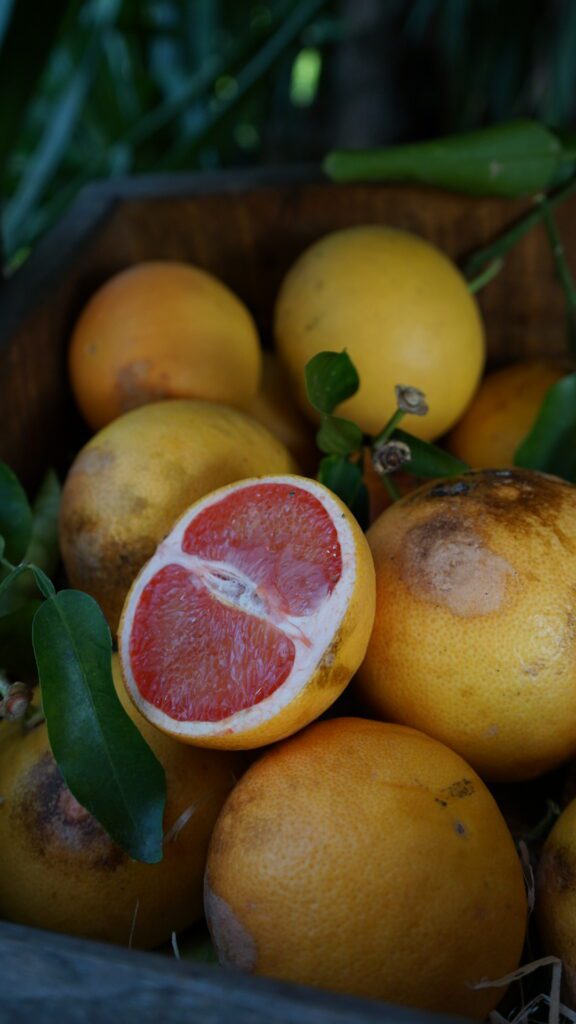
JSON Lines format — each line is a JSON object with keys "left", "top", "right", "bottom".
{"left": 0, "top": 168, "right": 574, "bottom": 1022}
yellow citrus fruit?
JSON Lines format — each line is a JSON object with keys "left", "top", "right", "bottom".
{"left": 357, "top": 468, "right": 576, "bottom": 782}
{"left": 536, "top": 798, "right": 576, "bottom": 1002}
{"left": 0, "top": 655, "right": 243, "bottom": 948}
{"left": 446, "top": 359, "right": 568, "bottom": 468}
{"left": 274, "top": 226, "right": 485, "bottom": 440}
{"left": 119, "top": 476, "right": 375, "bottom": 749}
{"left": 246, "top": 352, "right": 317, "bottom": 474}
{"left": 68, "top": 260, "right": 262, "bottom": 430}
{"left": 204, "top": 717, "right": 527, "bottom": 1017}
{"left": 59, "top": 400, "right": 296, "bottom": 634}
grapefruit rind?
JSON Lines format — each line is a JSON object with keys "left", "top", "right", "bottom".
{"left": 118, "top": 475, "right": 376, "bottom": 749}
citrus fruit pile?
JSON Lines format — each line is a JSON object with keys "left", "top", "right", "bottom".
{"left": 4, "top": 231, "right": 576, "bottom": 1018}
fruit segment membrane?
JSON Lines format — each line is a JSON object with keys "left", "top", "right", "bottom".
{"left": 129, "top": 484, "right": 343, "bottom": 722}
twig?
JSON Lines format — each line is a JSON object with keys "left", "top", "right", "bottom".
{"left": 539, "top": 198, "right": 576, "bottom": 353}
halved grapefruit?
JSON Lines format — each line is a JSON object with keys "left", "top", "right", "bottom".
{"left": 118, "top": 476, "right": 375, "bottom": 749}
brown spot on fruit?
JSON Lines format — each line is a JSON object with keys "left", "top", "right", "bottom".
{"left": 12, "top": 752, "right": 124, "bottom": 871}
{"left": 540, "top": 844, "right": 576, "bottom": 893}
{"left": 401, "top": 515, "right": 515, "bottom": 617}
{"left": 204, "top": 880, "right": 257, "bottom": 972}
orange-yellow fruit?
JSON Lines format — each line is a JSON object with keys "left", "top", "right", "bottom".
{"left": 59, "top": 400, "right": 296, "bottom": 634}
{"left": 69, "top": 260, "right": 262, "bottom": 430}
{"left": 446, "top": 359, "right": 568, "bottom": 468}
{"left": 119, "top": 475, "right": 375, "bottom": 749}
{"left": 0, "top": 656, "right": 242, "bottom": 948}
{"left": 537, "top": 797, "right": 576, "bottom": 1004}
{"left": 246, "top": 352, "right": 317, "bottom": 474}
{"left": 357, "top": 468, "right": 576, "bottom": 782}
{"left": 274, "top": 226, "right": 485, "bottom": 441}
{"left": 204, "top": 717, "right": 527, "bottom": 1017}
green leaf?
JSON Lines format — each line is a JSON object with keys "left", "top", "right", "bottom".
{"left": 393, "top": 430, "right": 470, "bottom": 478}
{"left": 318, "top": 455, "right": 369, "bottom": 530}
{"left": 0, "top": 461, "right": 32, "bottom": 563}
{"left": 0, "top": 563, "right": 30, "bottom": 600}
{"left": 32, "top": 590, "right": 166, "bottom": 864}
{"left": 324, "top": 120, "right": 566, "bottom": 197}
{"left": 26, "top": 469, "right": 61, "bottom": 577}
{"left": 0, "top": 599, "right": 42, "bottom": 677}
{"left": 305, "top": 351, "right": 360, "bottom": 415}
{"left": 514, "top": 373, "right": 576, "bottom": 479}
{"left": 316, "top": 415, "right": 363, "bottom": 456}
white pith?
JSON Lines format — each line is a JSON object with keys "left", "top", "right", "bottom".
{"left": 119, "top": 475, "right": 358, "bottom": 737}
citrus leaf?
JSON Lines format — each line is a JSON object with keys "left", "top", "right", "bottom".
{"left": 324, "top": 120, "right": 565, "bottom": 197}
{"left": 32, "top": 590, "right": 166, "bottom": 864}
{"left": 305, "top": 351, "right": 360, "bottom": 415}
{"left": 0, "top": 563, "right": 31, "bottom": 599}
{"left": 393, "top": 430, "right": 470, "bottom": 478}
{"left": 26, "top": 469, "right": 61, "bottom": 576}
{"left": 316, "top": 415, "right": 363, "bottom": 456}
{"left": 318, "top": 455, "right": 369, "bottom": 530}
{"left": 0, "top": 461, "right": 32, "bottom": 563}
{"left": 0, "top": 599, "right": 42, "bottom": 677}
{"left": 514, "top": 373, "right": 576, "bottom": 479}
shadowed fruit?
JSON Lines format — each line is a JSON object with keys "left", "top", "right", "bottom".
{"left": 537, "top": 797, "right": 576, "bottom": 1006}
{"left": 446, "top": 359, "right": 568, "bottom": 468}
{"left": 204, "top": 717, "right": 527, "bottom": 1017}
{"left": 59, "top": 400, "right": 296, "bottom": 635}
{"left": 69, "top": 261, "right": 262, "bottom": 430}
{"left": 357, "top": 468, "right": 576, "bottom": 781}
{"left": 274, "top": 225, "right": 485, "bottom": 441}
{"left": 0, "top": 656, "right": 242, "bottom": 948}
{"left": 246, "top": 352, "right": 317, "bottom": 474}
{"left": 119, "top": 476, "right": 375, "bottom": 749}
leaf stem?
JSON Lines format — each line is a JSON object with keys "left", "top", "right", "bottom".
{"left": 539, "top": 199, "right": 576, "bottom": 353}
{"left": 372, "top": 409, "right": 406, "bottom": 447}
{"left": 467, "top": 257, "right": 504, "bottom": 294}
{"left": 381, "top": 474, "right": 401, "bottom": 502}
{"left": 465, "top": 176, "right": 576, "bottom": 277}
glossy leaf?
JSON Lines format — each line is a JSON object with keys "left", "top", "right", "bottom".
{"left": 0, "top": 461, "right": 32, "bottom": 563}
{"left": 318, "top": 455, "right": 369, "bottom": 530}
{"left": 316, "top": 415, "right": 363, "bottom": 456}
{"left": 393, "top": 429, "right": 470, "bottom": 478}
{"left": 32, "top": 590, "right": 166, "bottom": 864}
{"left": 324, "top": 120, "right": 565, "bottom": 197}
{"left": 305, "top": 351, "right": 360, "bottom": 415}
{"left": 514, "top": 373, "right": 576, "bottom": 479}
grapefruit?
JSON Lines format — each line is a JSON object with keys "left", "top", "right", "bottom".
{"left": 59, "top": 400, "right": 296, "bottom": 634}
{"left": 246, "top": 351, "right": 317, "bottom": 474}
{"left": 119, "top": 476, "right": 375, "bottom": 749}
{"left": 274, "top": 225, "right": 485, "bottom": 440}
{"left": 357, "top": 468, "right": 576, "bottom": 781}
{"left": 446, "top": 359, "right": 568, "bottom": 468}
{"left": 537, "top": 797, "right": 576, "bottom": 1004}
{"left": 68, "top": 260, "right": 262, "bottom": 430}
{"left": 204, "top": 717, "right": 527, "bottom": 1017}
{"left": 0, "top": 655, "right": 242, "bottom": 948}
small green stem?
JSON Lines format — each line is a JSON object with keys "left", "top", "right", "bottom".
{"left": 539, "top": 199, "right": 576, "bottom": 354}
{"left": 465, "top": 176, "right": 576, "bottom": 277}
{"left": 372, "top": 409, "right": 406, "bottom": 448}
{"left": 467, "top": 257, "right": 504, "bottom": 294}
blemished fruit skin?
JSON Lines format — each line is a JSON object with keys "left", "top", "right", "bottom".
{"left": 59, "top": 399, "right": 296, "bottom": 635}
{"left": 446, "top": 359, "right": 568, "bottom": 468}
{"left": 118, "top": 475, "right": 376, "bottom": 750}
{"left": 0, "top": 656, "right": 243, "bottom": 949}
{"left": 357, "top": 468, "right": 576, "bottom": 782}
{"left": 274, "top": 225, "right": 485, "bottom": 441}
{"left": 68, "top": 260, "right": 262, "bottom": 430}
{"left": 537, "top": 798, "right": 576, "bottom": 1005}
{"left": 204, "top": 717, "right": 527, "bottom": 1018}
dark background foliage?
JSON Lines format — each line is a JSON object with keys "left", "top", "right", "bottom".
{"left": 1, "top": 0, "right": 576, "bottom": 264}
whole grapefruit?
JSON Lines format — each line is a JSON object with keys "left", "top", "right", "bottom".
{"left": 69, "top": 261, "right": 262, "bottom": 430}
{"left": 204, "top": 717, "right": 527, "bottom": 1017}
{"left": 274, "top": 226, "right": 485, "bottom": 440}
{"left": 357, "top": 468, "right": 576, "bottom": 781}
